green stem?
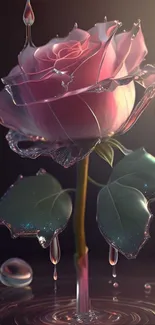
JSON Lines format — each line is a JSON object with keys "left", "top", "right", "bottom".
{"left": 73, "top": 156, "right": 89, "bottom": 258}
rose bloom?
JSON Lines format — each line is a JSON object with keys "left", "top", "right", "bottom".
{"left": 0, "top": 20, "right": 154, "bottom": 167}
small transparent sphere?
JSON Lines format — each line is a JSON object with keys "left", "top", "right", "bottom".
{"left": 0, "top": 258, "right": 33, "bottom": 288}
{"left": 144, "top": 283, "right": 151, "bottom": 290}
{"left": 113, "top": 282, "right": 119, "bottom": 288}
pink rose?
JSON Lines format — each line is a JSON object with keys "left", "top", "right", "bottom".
{"left": 0, "top": 20, "right": 153, "bottom": 167}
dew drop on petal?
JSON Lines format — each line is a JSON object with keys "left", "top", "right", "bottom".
{"left": 74, "top": 22, "right": 78, "bottom": 29}
{"left": 0, "top": 258, "right": 33, "bottom": 288}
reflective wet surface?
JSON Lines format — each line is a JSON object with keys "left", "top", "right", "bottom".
{"left": 0, "top": 258, "right": 155, "bottom": 324}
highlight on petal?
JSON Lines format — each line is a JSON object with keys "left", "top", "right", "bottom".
{"left": 118, "top": 84, "right": 155, "bottom": 134}
{"left": 88, "top": 20, "right": 122, "bottom": 42}
{"left": 111, "top": 20, "right": 147, "bottom": 78}
{"left": 136, "top": 64, "right": 155, "bottom": 88}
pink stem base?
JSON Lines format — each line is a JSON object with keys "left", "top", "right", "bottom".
{"left": 75, "top": 250, "right": 90, "bottom": 314}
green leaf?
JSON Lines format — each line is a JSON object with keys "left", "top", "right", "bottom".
{"left": 109, "top": 148, "right": 155, "bottom": 199}
{"left": 107, "top": 138, "right": 132, "bottom": 155}
{"left": 97, "top": 182, "right": 152, "bottom": 258}
{"left": 95, "top": 142, "right": 114, "bottom": 167}
{"left": 0, "top": 170, "right": 72, "bottom": 248}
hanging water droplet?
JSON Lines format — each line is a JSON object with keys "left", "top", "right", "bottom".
{"left": 109, "top": 246, "right": 118, "bottom": 266}
{"left": 56, "top": 34, "right": 59, "bottom": 38}
{"left": 113, "top": 282, "right": 119, "bottom": 288}
{"left": 112, "top": 265, "right": 117, "bottom": 278}
{"left": 23, "top": 0, "right": 35, "bottom": 48}
{"left": 0, "top": 258, "right": 33, "bottom": 288}
{"left": 74, "top": 22, "right": 78, "bottom": 29}
{"left": 50, "top": 235, "right": 61, "bottom": 265}
{"left": 23, "top": 0, "right": 35, "bottom": 26}
{"left": 104, "top": 16, "right": 107, "bottom": 22}
{"left": 144, "top": 283, "right": 151, "bottom": 290}
{"left": 53, "top": 265, "right": 58, "bottom": 281}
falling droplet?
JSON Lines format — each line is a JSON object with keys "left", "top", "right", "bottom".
{"left": 104, "top": 16, "right": 107, "bottom": 22}
{"left": 56, "top": 34, "right": 59, "bottom": 38}
{"left": 112, "top": 265, "right": 117, "bottom": 278}
{"left": 53, "top": 265, "right": 58, "bottom": 281}
{"left": 0, "top": 258, "right": 33, "bottom": 288}
{"left": 113, "top": 282, "right": 119, "bottom": 288}
{"left": 23, "top": 0, "right": 35, "bottom": 48}
{"left": 123, "top": 30, "right": 126, "bottom": 33}
{"left": 113, "top": 296, "right": 118, "bottom": 302}
{"left": 144, "top": 283, "right": 151, "bottom": 290}
{"left": 109, "top": 246, "right": 118, "bottom": 266}
{"left": 50, "top": 235, "right": 61, "bottom": 289}
{"left": 50, "top": 235, "right": 61, "bottom": 265}
{"left": 74, "top": 22, "right": 78, "bottom": 29}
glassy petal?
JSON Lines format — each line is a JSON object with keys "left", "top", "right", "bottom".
{"left": 136, "top": 64, "right": 155, "bottom": 88}
{"left": 118, "top": 84, "right": 155, "bottom": 134}
{"left": 0, "top": 90, "right": 40, "bottom": 136}
{"left": 70, "top": 21, "right": 120, "bottom": 90}
{"left": 5, "top": 73, "right": 72, "bottom": 106}
{"left": 80, "top": 81, "right": 135, "bottom": 137}
{"left": 113, "top": 21, "right": 147, "bottom": 77}
{"left": 6, "top": 129, "right": 98, "bottom": 168}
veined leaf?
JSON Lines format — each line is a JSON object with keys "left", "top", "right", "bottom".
{"left": 95, "top": 142, "right": 114, "bottom": 167}
{"left": 97, "top": 182, "right": 152, "bottom": 258}
{"left": 0, "top": 170, "right": 72, "bottom": 248}
{"left": 97, "top": 148, "right": 155, "bottom": 258}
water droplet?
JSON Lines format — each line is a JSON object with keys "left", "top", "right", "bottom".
{"left": 109, "top": 246, "right": 118, "bottom": 266}
{"left": 23, "top": 0, "right": 35, "bottom": 48}
{"left": 56, "top": 34, "right": 59, "bottom": 38}
{"left": 113, "top": 282, "right": 119, "bottom": 288}
{"left": 23, "top": 0, "right": 35, "bottom": 26}
{"left": 50, "top": 235, "right": 61, "bottom": 265}
{"left": 112, "top": 265, "right": 117, "bottom": 278}
{"left": 74, "top": 22, "right": 78, "bottom": 29}
{"left": 0, "top": 258, "right": 33, "bottom": 288}
{"left": 113, "top": 296, "right": 118, "bottom": 302}
{"left": 104, "top": 16, "right": 107, "bottom": 22}
{"left": 53, "top": 265, "right": 58, "bottom": 281}
{"left": 36, "top": 169, "right": 47, "bottom": 176}
{"left": 144, "top": 283, "right": 151, "bottom": 290}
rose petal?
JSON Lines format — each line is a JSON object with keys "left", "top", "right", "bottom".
{"left": 0, "top": 90, "right": 39, "bottom": 136}
{"left": 27, "top": 94, "right": 101, "bottom": 141}
{"left": 136, "top": 64, "right": 155, "bottom": 88}
{"left": 88, "top": 21, "right": 122, "bottom": 42}
{"left": 26, "top": 80, "right": 135, "bottom": 142}
{"left": 69, "top": 21, "right": 120, "bottom": 90}
{"left": 112, "top": 21, "right": 147, "bottom": 77}
{"left": 34, "top": 28, "right": 90, "bottom": 71}
{"left": 80, "top": 81, "right": 135, "bottom": 137}
{"left": 5, "top": 73, "right": 72, "bottom": 106}
{"left": 18, "top": 45, "right": 37, "bottom": 74}
{"left": 119, "top": 84, "right": 155, "bottom": 134}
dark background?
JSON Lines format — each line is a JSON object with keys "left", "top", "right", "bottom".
{"left": 0, "top": 0, "right": 155, "bottom": 266}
